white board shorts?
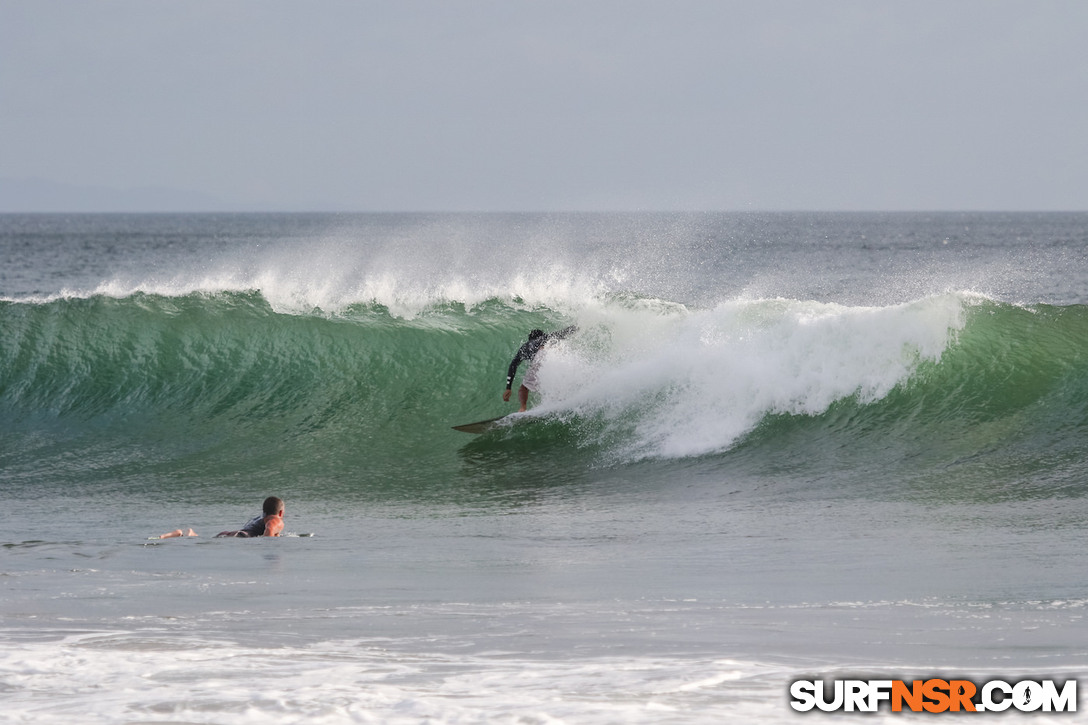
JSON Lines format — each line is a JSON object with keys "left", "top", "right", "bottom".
{"left": 522, "top": 361, "right": 542, "bottom": 392}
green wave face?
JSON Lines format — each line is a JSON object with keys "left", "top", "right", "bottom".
{"left": 0, "top": 292, "right": 576, "bottom": 502}
{"left": 2, "top": 291, "right": 1086, "bottom": 504}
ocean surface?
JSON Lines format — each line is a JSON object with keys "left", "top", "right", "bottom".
{"left": 1, "top": 211, "right": 1087, "bottom": 723}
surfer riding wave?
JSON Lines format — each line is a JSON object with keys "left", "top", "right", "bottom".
{"left": 503, "top": 326, "right": 577, "bottom": 412}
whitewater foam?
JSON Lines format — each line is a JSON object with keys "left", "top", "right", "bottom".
{"left": 536, "top": 294, "right": 968, "bottom": 459}
{"left": 0, "top": 629, "right": 794, "bottom": 725}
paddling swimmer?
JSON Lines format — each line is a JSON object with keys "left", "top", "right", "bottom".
{"left": 155, "top": 496, "right": 285, "bottom": 539}
{"left": 503, "top": 326, "right": 577, "bottom": 412}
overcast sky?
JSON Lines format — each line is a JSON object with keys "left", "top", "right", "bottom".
{"left": 2, "top": 1, "right": 1086, "bottom": 212}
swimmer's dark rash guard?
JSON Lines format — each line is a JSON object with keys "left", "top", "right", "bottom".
{"left": 238, "top": 514, "right": 267, "bottom": 537}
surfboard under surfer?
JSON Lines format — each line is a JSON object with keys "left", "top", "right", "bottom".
{"left": 503, "top": 326, "right": 577, "bottom": 412}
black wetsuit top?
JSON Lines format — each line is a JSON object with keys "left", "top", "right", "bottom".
{"left": 238, "top": 514, "right": 266, "bottom": 537}
{"left": 505, "top": 326, "right": 577, "bottom": 389}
